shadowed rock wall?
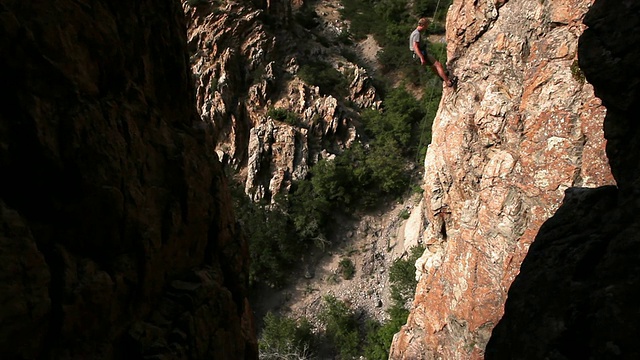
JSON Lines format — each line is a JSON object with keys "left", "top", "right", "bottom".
{"left": 486, "top": 0, "right": 640, "bottom": 358}
{"left": 0, "top": 0, "right": 256, "bottom": 358}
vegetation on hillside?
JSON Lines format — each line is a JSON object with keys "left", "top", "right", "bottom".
{"left": 259, "top": 312, "right": 315, "bottom": 359}
{"left": 235, "top": 86, "right": 429, "bottom": 289}
{"left": 256, "top": 245, "right": 425, "bottom": 359}
{"left": 235, "top": 0, "right": 453, "bottom": 357}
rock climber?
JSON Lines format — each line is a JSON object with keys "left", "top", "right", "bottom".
{"left": 410, "top": 17, "right": 455, "bottom": 87}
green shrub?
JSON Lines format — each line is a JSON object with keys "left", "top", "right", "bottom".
{"left": 389, "top": 245, "right": 425, "bottom": 303}
{"left": 304, "top": 143, "right": 376, "bottom": 210}
{"left": 289, "top": 180, "right": 331, "bottom": 242}
{"left": 413, "top": 0, "right": 451, "bottom": 34}
{"left": 337, "top": 29, "right": 354, "bottom": 45}
{"left": 428, "top": 42, "right": 448, "bottom": 65}
{"left": 363, "top": 308, "right": 408, "bottom": 360}
{"left": 310, "top": 159, "right": 352, "bottom": 206}
{"left": 383, "top": 22, "right": 413, "bottom": 47}
{"left": 267, "top": 107, "right": 299, "bottom": 125}
{"left": 298, "top": 61, "right": 347, "bottom": 96}
{"left": 234, "top": 197, "right": 299, "bottom": 287}
{"left": 340, "top": 0, "right": 377, "bottom": 40}
{"left": 413, "top": 0, "right": 441, "bottom": 17}
{"left": 295, "top": 6, "right": 320, "bottom": 29}
{"left": 366, "top": 140, "right": 409, "bottom": 194}
{"left": 259, "top": 312, "right": 315, "bottom": 359}
{"left": 232, "top": 179, "right": 323, "bottom": 288}
{"left": 386, "top": 87, "right": 424, "bottom": 120}
{"left": 372, "top": 92, "right": 422, "bottom": 145}
{"left": 361, "top": 108, "right": 411, "bottom": 147}
{"left": 316, "top": 34, "right": 333, "bottom": 48}
{"left": 428, "top": 20, "right": 446, "bottom": 35}
{"left": 326, "top": 273, "right": 341, "bottom": 284}
{"left": 414, "top": 76, "right": 443, "bottom": 159}
{"left": 340, "top": 47, "right": 360, "bottom": 65}
{"left": 321, "top": 295, "right": 361, "bottom": 358}
{"left": 571, "top": 59, "right": 585, "bottom": 84}
{"left": 339, "top": 258, "right": 356, "bottom": 280}
{"left": 376, "top": 0, "right": 411, "bottom": 24}
{"left": 377, "top": 45, "right": 415, "bottom": 73}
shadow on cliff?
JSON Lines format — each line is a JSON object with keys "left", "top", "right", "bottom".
{"left": 0, "top": 1, "right": 257, "bottom": 359}
{"left": 486, "top": 0, "right": 640, "bottom": 359}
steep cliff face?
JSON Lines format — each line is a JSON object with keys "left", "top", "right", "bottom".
{"left": 184, "top": 0, "right": 379, "bottom": 201}
{"left": 0, "top": 1, "right": 255, "bottom": 359}
{"left": 486, "top": 0, "right": 640, "bottom": 358}
{"left": 390, "top": 0, "right": 615, "bottom": 358}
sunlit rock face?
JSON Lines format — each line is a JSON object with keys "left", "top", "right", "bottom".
{"left": 183, "top": 0, "right": 378, "bottom": 202}
{"left": 0, "top": 1, "right": 255, "bottom": 358}
{"left": 486, "top": 0, "right": 640, "bottom": 358}
{"left": 390, "top": 0, "right": 615, "bottom": 358}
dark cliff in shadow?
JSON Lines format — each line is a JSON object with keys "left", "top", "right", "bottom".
{"left": 0, "top": 0, "right": 256, "bottom": 359}
{"left": 486, "top": 0, "right": 640, "bottom": 358}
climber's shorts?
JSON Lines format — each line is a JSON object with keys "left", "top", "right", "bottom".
{"left": 413, "top": 49, "right": 436, "bottom": 66}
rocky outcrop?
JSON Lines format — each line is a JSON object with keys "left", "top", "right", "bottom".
{"left": 0, "top": 1, "right": 255, "bottom": 359}
{"left": 486, "top": 0, "right": 640, "bottom": 358}
{"left": 184, "top": 0, "right": 379, "bottom": 202}
{"left": 390, "top": 0, "right": 615, "bottom": 358}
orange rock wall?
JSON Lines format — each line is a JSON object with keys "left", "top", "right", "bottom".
{"left": 390, "top": 0, "right": 614, "bottom": 358}
{"left": 486, "top": 1, "right": 640, "bottom": 356}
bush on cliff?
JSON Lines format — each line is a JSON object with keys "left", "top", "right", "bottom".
{"left": 267, "top": 107, "right": 299, "bottom": 125}
{"left": 389, "top": 244, "right": 425, "bottom": 302}
{"left": 298, "top": 60, "right": 348, "bottom": 97}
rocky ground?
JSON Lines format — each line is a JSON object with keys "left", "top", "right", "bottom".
{"left": 252, "top": 187, "right": 425, "bottom": 328}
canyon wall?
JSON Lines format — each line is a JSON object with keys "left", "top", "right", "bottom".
{"left": 391, "top": 0, "right": 616, "bottom": 358}
{"left": 0, "top": 0, "right": 256, "bottom": 359}
{"left": 183, "top": 0, "right": 379, "bottom": 202}
{"left": 486, "top": 0, "right": 640, "bottom": 358}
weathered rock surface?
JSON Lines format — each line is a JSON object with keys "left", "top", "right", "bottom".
{"left": 486, "top": 0, "right": 640, "bottom": 358}
{"left": 184, "top": 0, "right": 379, "bottom": 202}
{"left": 0, "top": 0, "right": 255, "bottom": 358}
{"left": 391, "top": 0, "right": 615, "bottom": 358}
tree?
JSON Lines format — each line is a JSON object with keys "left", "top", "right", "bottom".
{"left": 289, "top": 180, "right": 330, "bottom": 242}
{"left": 366, "top": 139, "right": 409, "bottom": 194}
{"left": 321, "top": 295, "right": 361, "bottom": 358}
